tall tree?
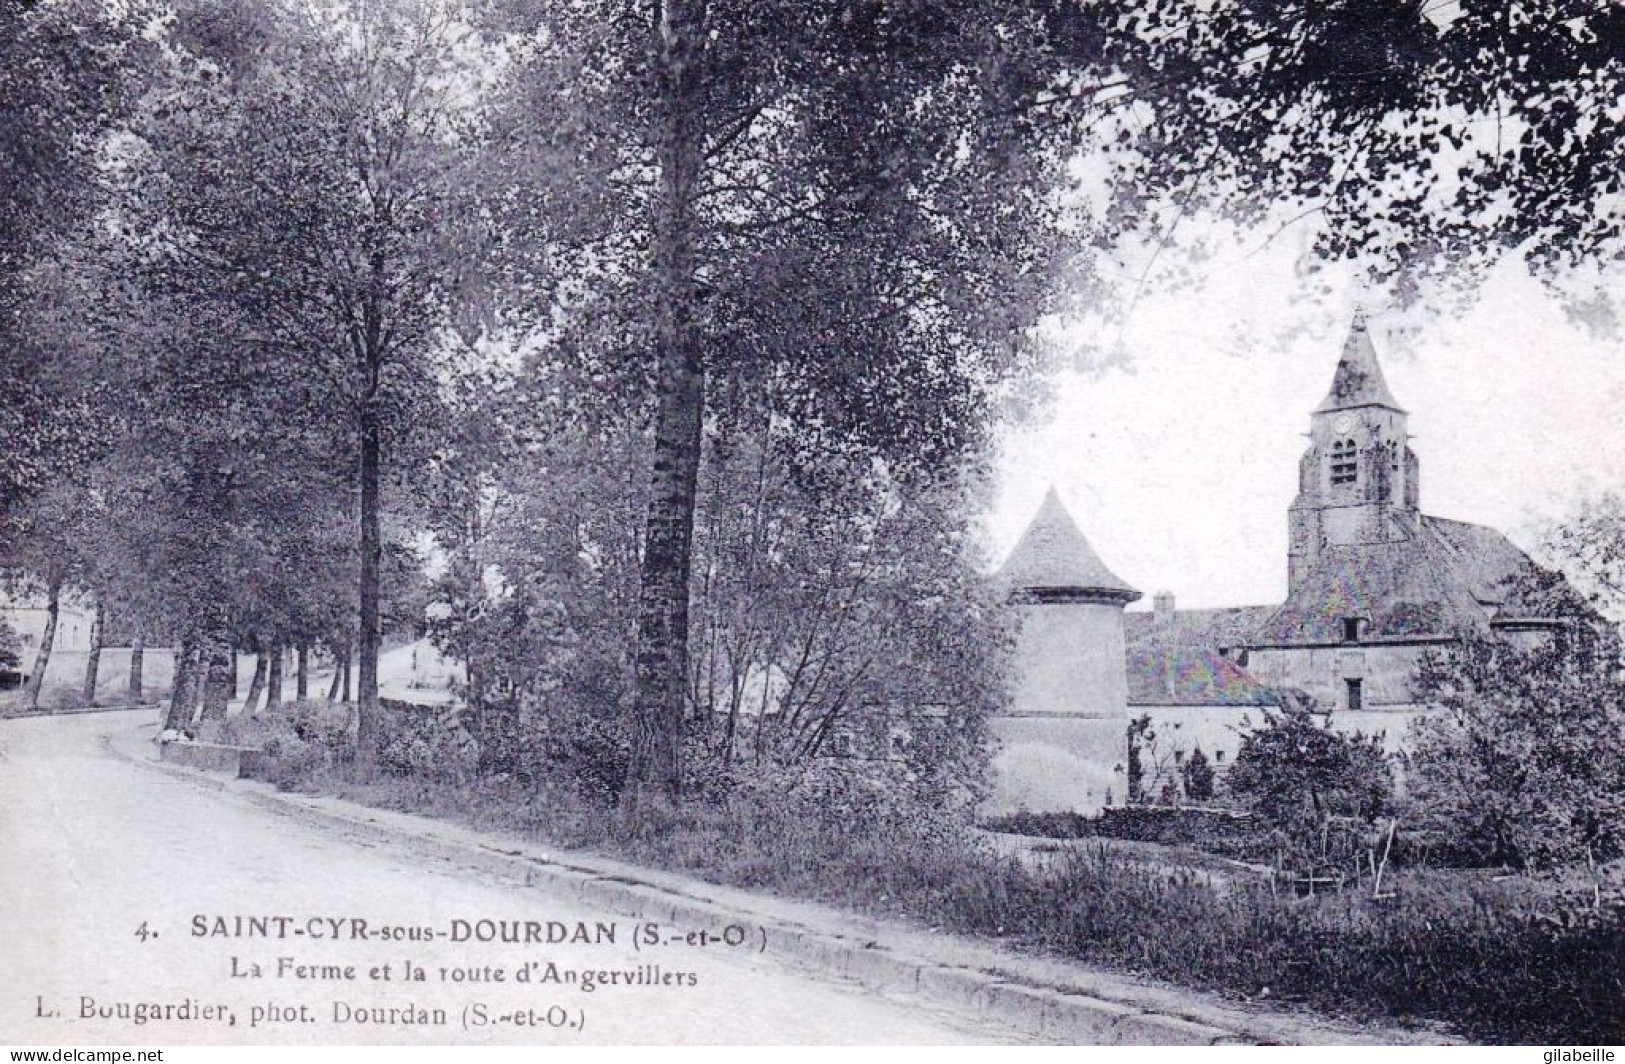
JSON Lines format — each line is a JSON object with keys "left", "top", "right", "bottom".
{"left": 125, "top": 0, "right": 502, "bottom": 768}
{"left": 4, "top": 481, "right": 95, "bottom": 709}
{"left": 1113, "top": 1, "right": 1625, "bottom": 303}
{"left": 502, "top": 2, "right": 1140, "bottom": 805}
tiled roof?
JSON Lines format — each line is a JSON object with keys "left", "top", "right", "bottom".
{"left": 1125, "top": 607, "right": 1280, "bottom": 705}
{"left": 1422, "top": 516, "right": 1544, "bottom": 610}
{"left": 1248, "top": 520, "right": 1492, "bottom": 646}
{"left": 1127, "top": 645, "right": 1280, "bottom": 706}
{"left": 1314, "top": 313, "right": 1405, "bottom": 414}
{"left": 1125, "top": 606, "right": 1275, "bottom": 651}
{"left": 998, "top": 488, "right": 1139, "bottom": 599}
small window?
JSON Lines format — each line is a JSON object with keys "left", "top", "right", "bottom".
{"left": 1346, "top": 678, "right": 1364, "bottom": 712}
{"left": 1214, "top": 750, "right": 1225, "bottom": 764}
{"left": 1342, "top": 617, "right": 1362, "bottom": 643}
{"left": 1330, "top": 438, "right": 1357, "bottom": 485}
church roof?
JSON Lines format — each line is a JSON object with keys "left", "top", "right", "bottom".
{"left": 1422, "top": 516, "right": 1566, "bottom": 617}
{"left": 1314, "top": 313, "right": 1406, "bottom": 414}
{"left": 999, "top": 488, "right": 1139, "bottom": 600}
{"left": 1247, "top": 520, "right": 1494, "bottom": 646}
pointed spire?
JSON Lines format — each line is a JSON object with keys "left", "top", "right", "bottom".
{"left": 1314, "top": 311, "right": 1406, "bottom": 414}
{"left": 999, "top": 487, "right": 1140, "bottom": 602}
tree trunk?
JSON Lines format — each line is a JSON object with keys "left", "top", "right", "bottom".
{"left": 326, "top": 645, "right": 344, "bottom": 702}
{"left": 627, "top": 0, "right": 706, "bottom": 807}
{"left": 355, "top": 344, "right": 383, "bottom": 772}
{"left": 296, "top": 641, "right": 308, "bottom": 700}
{"left": 264, "top": 643, "right": 283, "bottom": 711}
{"left": 342, "top": 645, "right": 353, "bottom": 703}
{"left": 198, "top": 636, "right": 232, "bottom": 722}
{"left": 163, "top": 636, "right": 199, "bottom": 732}
{"left": 128, "top": 631, "right": 144, "bottom": 704}
{"left": 81, "top": 601, "right": 104, "bottom": 706}
{"left": 193, "top": 650, "right": 208, "bottom": 713}
{"left": 25, "top": 576, "right": 63, "bottom": 711}
{"left": 241, "top": 648, "right": 268, "bottom": 715}
{"left": 229, "top": 642, "right": 239, "bottom": 699}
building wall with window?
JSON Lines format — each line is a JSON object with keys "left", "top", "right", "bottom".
{"left": 1, "top": 598, "right": 97, "bottom": 655}
{"left": 1243, "top": 643, "right": 1433, "bottom": 711}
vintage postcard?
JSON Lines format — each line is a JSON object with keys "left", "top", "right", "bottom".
{"left": 3, "top": 0, "right": 1622, "bottom": 1050}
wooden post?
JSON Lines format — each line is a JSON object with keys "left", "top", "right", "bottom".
{"left": 1372, "top": 819, "right": 1397, "bottom": 900}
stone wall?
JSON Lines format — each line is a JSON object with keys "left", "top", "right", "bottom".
{"left": 1242, "top": 643, "right": 1433, "bottom": 709}
{"left": 3, "top": 604, "right": 98, "bottom": 653}
{"left": 987, "top": 716, "right": 1125, "bottom": 814}
{"left": 10, "top": 648, "right": 178, "bottom": 703}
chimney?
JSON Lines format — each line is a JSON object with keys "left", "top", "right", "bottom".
{"left": 1153, "top": 591, "right": 1176, "bottom": 625}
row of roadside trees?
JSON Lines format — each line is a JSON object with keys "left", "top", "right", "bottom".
{"left": 4, "top": 0, "right": 1623, "bottom": 824}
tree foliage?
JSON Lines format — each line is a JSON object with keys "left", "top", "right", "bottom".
{"left": 0, "top": 1, "right": 148, "bottom": 518}
{"left": 1180, "top": 744, "right": 1216, "bottom": 803}
{"left": 1227, "top": 697, "right": 1394, "bottom": 858}
{"left": 1410, "top": 623, "right": 1625, "bottom": 870}
{"left": 422, "top": 380, "right": 1003, "bottom": 818}
{"left": 1547, "top": 492, "right": 1625, "bottom": 620}
{"left": 1122, "top": 0, "right": 1625, "bottom": 303}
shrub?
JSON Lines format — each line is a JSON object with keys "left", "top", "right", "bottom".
{"left": 1226, "top": 697, "right": 1393, "bottom": 864}
{"left": 377, "top": 698, "right": 478, "bottom": 783}
{"left": 41, "top": 684, "right": 88, "bottom": 711}
{"left": 239, "top": 699, "right": 354, "bottom": 789}
{"left": 1410, "top": 627, "right": 1625, "bottom": 870}
{"left": 464, "top": 684, "right": 632, "bottom": 799}
{"left": 1181, "top": 744, "right": 1216, "bottom": 802}
{"left": 256, "top": 731, "right": 332, "bottom": 790}
{"left": 0, "top": 621, "right": 20, "bottom": 671}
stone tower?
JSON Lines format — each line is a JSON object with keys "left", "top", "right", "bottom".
{"left": 1287, "top": 314, "right": 1421, "bottom": 593}
{"left": 1000, "top": 488, "right": 1140, "bottom": 717}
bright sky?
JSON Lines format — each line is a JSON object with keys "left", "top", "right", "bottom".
{"left": 986, "top": 228, "right": 1625, "bottom": 611}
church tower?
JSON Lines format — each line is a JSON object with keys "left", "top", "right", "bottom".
{"left": 1287, "top": 314, "right": 1421, "bottom": 593}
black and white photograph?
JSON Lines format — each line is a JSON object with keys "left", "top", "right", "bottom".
{"left": 2, "top": 0, "right": 1623, "bottom": 1049}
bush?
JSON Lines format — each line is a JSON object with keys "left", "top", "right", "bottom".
{"left": 377, "top": 698, "right": 478, "bottom": 783}
{"left": 40, "top": 684, "right": 88, "bottom": 711}
{"left": 256, "top": 731, "right": 332, "bottom": 790}
{"left": 464, "top": 685, "right": 632, "bottom": 799}
{"left": 238, "top": 699, "right": 354, "bottom": 789}
{"left": 0, "top": 621, "right": 20, "bottom": 671}
{"left": 1181, "top": 744, "right": 1216, "bottom": 802}
{"left": 1226, "top": 698, "right": 1393, "bottom": 864}
{"left": 1410, "top": 628, "right": 1625, "bottom": 870}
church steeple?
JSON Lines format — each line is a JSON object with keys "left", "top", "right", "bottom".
{"left": 1287, "top": 314, "right": 1420, "bottom": 593}
{"left": 1314, "top": 312, "right": 1406, "bottom": 415}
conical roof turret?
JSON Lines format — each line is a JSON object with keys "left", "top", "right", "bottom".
{"left": 999, "top": 488, "right": 1140, "bottom": 602}
{"left": 1314, "top": 312, "right": 1406, "bottom": 414}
